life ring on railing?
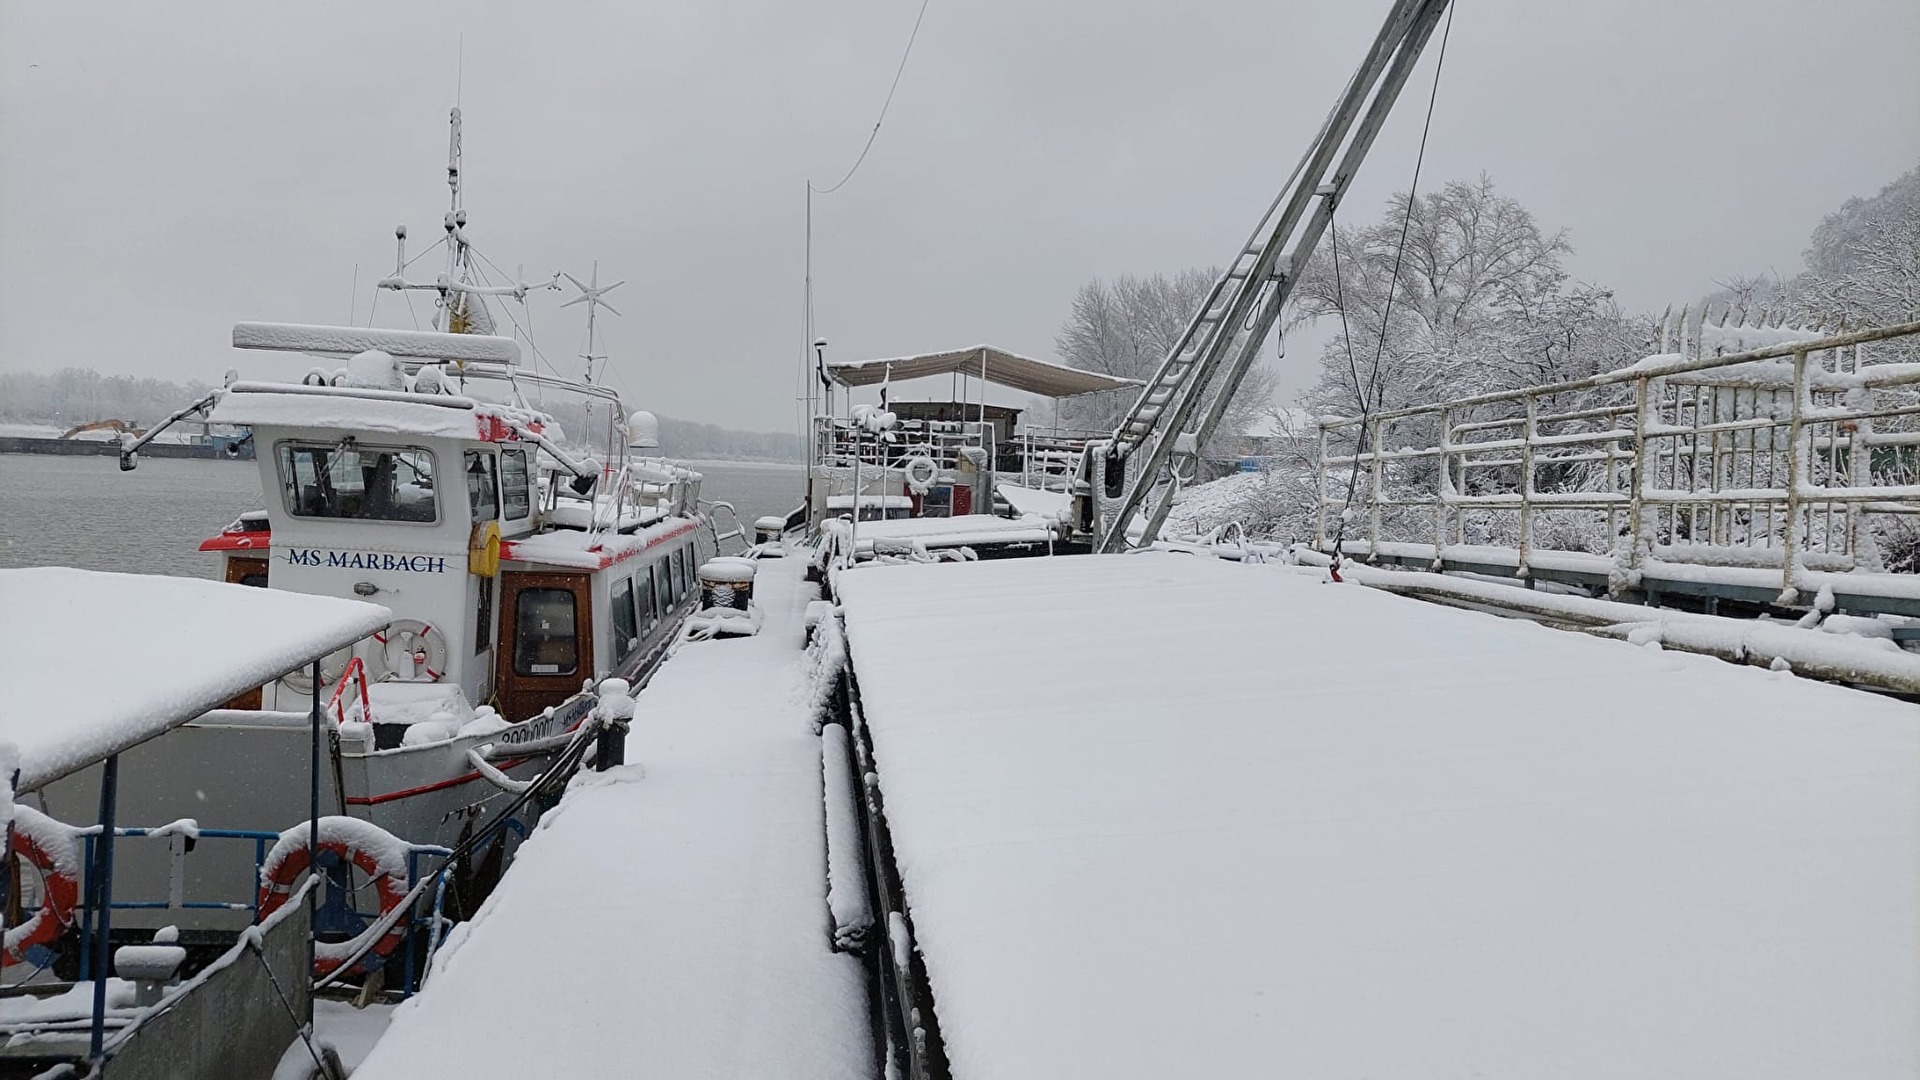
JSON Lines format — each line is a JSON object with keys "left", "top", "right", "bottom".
{"left": 365, "top": 619, "right": 449, "bottom": 683}
{"left": 281, "top": 646, "right": 354, "bottom": 695}
{"left": 257, "top": 816, "right": 412, "bottom": 978}
{"left": 903, "top": 455, "right": 938, "bottom": 494}
{"left": 3, "top": 807, "right": 81, "bottom": 967}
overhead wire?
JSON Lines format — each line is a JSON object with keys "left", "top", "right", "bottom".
{"left": 809, "top": 0, "right": 934, "bottom": 196}
{"left": 1326, "top": 1, "right": 1457, "bottom": 571}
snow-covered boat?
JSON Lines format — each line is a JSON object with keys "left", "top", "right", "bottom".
{"left": 31, "top": 106, "right": 721, "bottom": 986}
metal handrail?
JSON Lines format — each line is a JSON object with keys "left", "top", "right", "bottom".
{"left": 1315, "top": 320, "right": 1920, "bottom": 600}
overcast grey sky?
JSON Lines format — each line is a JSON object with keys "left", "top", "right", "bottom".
{"left": 3, "top": 1, "right": 1916, "bottom": 432}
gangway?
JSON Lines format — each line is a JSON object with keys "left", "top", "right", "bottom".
{"left": 1072, "top": 0, "right": 1454, "bottom": 552}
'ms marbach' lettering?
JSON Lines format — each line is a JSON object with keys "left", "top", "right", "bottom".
{"left": 284, "top": 549, "right": 445, "bottom": 573}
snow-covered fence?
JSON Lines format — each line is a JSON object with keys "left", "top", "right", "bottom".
{"left": 1316, "top": 315, "right": 1920, "bottom": 601}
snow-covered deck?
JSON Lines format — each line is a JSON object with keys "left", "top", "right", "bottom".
{"left": 825, "top": 513, "right": 1058, "bottom": 556}
{"left": 354, "top": 552, "right": 868, "bottom": 1079}
{"left": 834, "top": 553, "right": 1920, "bottom": 1079}
{"left": 0, "top": 568, "right": 391, "bottom": 790}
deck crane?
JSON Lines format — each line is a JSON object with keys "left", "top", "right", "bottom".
{"left": 1071, "top": 0, "right": 1453, "bottom": 552}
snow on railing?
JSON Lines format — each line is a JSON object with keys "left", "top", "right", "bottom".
{"left": 1315, "top": 316, "right": 1920, "bottom": 604}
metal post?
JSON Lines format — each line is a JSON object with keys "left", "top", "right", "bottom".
{"left": 89, "top": 753, "right": 119, "bottom": 1061}
{"left": 309, "top": 658, "right": 322, "bottom": 983}
{"left": 1434, "top": 409, "right": 1450, "bottom": 561}
{"left": 1625, "top": 376, "right": 1651, "bottom": 590}
{"left": 1368, "top": 419, "right": 1385, "bottom": 556}
{"left": 1781, "top": 349, "right": 1808, "bottom": 602}
{"left": 0, "top": 768, "right": 15, "bottom": 962}
{"left": 1314, "top": 423, "right": 1329, "bottom": 551}
{"left": 1518, "top": 395, "right": 1536, "bottom": 580}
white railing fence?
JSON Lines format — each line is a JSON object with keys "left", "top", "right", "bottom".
{"left": 1315, "top": 316, "right": 1920, "bottom": 600}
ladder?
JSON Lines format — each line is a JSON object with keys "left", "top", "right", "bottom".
{"left": 1078, "top": 0, "right": 1453, "bottom": 552}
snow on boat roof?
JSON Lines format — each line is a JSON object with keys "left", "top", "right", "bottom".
{"left": 827, "top": 345, "right": 1141, "bottom": 398}
{"left": 834, "top": 554, "right": 1920, "bottom": 1079}
{"left": 499, "top": 517, "right": 699, "bottom": 571}
{"left": 232, "top": 322, "right": 521, "bottom": 366}
{"left": 0, "top": 568, "right": 392, "bottom": 792}
{"left": 208, "top": 383, "right": 505, "bottom": 440}
{"left": 825, "top": 514, "right": 1056, "bottom": 550}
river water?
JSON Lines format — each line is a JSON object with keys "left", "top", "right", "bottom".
{"left": 0, "top": 453, "right": 803, "bottom": 578}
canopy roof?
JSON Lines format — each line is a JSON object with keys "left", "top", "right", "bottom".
{"left": 0, "top": 568, "right": 392, "bottom": 791}
{"left": 827, "top": 346, "right": 1140, "bottom": 398}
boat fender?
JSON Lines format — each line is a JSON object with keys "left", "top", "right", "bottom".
{"left": 469, "top": 520, "right": 501, "bottom": 578}
{"left": 3, "top": 807, "right": 80, "bottom": 967}
{"left": 904, "top": 455, "right": 938, "bottom": 495}
{"left": 366, "top": 620, "right": 449, "bottom": 683}
{"left": 257, "top": 816, "right": 412, "bottom": 978}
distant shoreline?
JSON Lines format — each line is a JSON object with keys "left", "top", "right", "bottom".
{"left": 679, "top": 458, "right": 803, "bottom": 470}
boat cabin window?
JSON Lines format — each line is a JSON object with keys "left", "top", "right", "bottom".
{"left": 634, "top": 571, "right": 656, "bottom": 634}
{"left": 651, "top": 561, "right": 671, "bottom": 619}
{"left": 513, "top": 588, "right": 578, "bottom": 676}
{"left": 466, "top": 451, "right": 499, "bottom": 523}
{"left": 501, "top": 448, "right": 531, "bottom": 520}
{"left": 611, "top": 577, "right": 639, "bottom": 659}
{"left": 278, "top": 443, "right": 436, "bottom": 522}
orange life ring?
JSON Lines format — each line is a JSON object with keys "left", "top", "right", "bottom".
{"left": 5, "top": 807, "right": 81, "bottom": 967}
{"left": 258, "top": 816, "right": 412, "bottom": 978}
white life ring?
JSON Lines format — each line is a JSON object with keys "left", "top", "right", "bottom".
{"left": 281, "top": 646, "right": 354, "bottom": 694}
{"left": 365, "top": 619, "right": 450, "bottom": 683}
{"left": 903, "top": 455, "right": 938, "bottom": 494}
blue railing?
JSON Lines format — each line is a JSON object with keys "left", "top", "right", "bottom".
{"left": 71, "top": 824, "right": 454, "bottom": 998}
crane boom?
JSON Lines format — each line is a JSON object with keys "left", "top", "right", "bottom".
{"left": 1073, "top": 0, "right": 1452, "bottom": 552}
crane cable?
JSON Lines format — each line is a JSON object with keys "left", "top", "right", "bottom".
{"left": 810, "top": 0, "right": 934, "bottom": 196}
{"left": 1326, "top": 1, "right": 1456, "bottom": 578}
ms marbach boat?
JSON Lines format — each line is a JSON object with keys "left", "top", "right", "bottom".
{"left": 31, "top": 106, "right": 719, "bottom": 975}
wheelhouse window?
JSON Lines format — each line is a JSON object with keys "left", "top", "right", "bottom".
{"left": 466, "top": 451, "right": 499, "bottom": 523}
{"left": 634, "top": 572, "right": 656, "bottom": 635}
{"left": 611, "top": 577, "right": 639, "bottom": 659}
{"left": 651, "top": 561, "right": 671, "bottom": 619}
{"left": 513, "top": 588, "right": 578, "bottom": 676}
{"left": 278, "top": 443, "right": 436, "bottom": 522}
{"left": 502, "top": 448, "right": 531, "bottom": 520}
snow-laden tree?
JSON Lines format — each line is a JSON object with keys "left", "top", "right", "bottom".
{"left": 1290, "top": 175, "right": 1640, "bottom": 418}
{"left": 1053, "top": 269, "right": 1276, "bottom": 461}
{"left": 1796, "top": 166, "right": 1920, "bottom": 339}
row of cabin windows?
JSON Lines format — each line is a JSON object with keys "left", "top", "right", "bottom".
{"left": 511, "top": 545, "right": 693, "bottom": 680}
{"left": 278, "top": 442, "right": 532, "bottom": 525}
{"left": 608, "top": 544, "right": 696, "bottom": 662}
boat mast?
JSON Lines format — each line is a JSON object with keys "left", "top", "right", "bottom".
{"left": 442, "top": 106, "right": 473, "bottom": 334}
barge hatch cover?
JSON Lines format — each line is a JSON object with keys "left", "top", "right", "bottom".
{"left": 835, "top": 553, "right": 1919, "bottom": 1079}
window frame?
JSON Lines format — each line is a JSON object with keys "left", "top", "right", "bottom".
{"left": 651, "top": 560, "right": 671, "bottom": 621}
{"left": 501, "top": 448, "right": 532, "bottom": 520}
{"left": 512, "top": 587, "right": 580, "bottom": 677}
{"left": 465, "top": 450, "right": 500, "bottom": 524}
{"left": 634, "top": 570, "right": 657, "bottom": 636}
{"left": 611, "top": 576, "right": 639, "bottom": 659}
{"left": 276, "top": 441, "right": 440, "bottom": 524}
